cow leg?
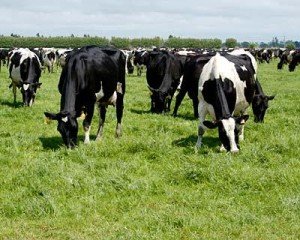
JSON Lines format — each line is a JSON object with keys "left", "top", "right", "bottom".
{"left": 192, "top": 97, "right": 199, "bottom": 118}
{"left": 47, "top": 66, "right": 50, "bottom": 73}
{"left": 173, "top": 88, "right": 187, "bottom": 117}
{"left": 195, "top": 102, "right": 208, "bottom": 148}
{"left": 96, "top": 105, "right": 106, "bottom": 141}
{"left": 12, "top": 84, "right": 17, "bottom": 104}
{"left": 115, "top": 92, "right": 124, "bottom": 138}
{"left": 83, "top": 104, "right": 95, "bottom": 144}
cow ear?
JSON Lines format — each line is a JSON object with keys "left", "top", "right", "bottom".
{"left": 235, "top": 115, "right": 249, "bottom": 125}
{"left": 267, "top": 95, "right": 275, "bottom": 100}
{"left": 36, "top": 82, "right": 42, "bottom": 88}
{"left": 44, "top": 112, "right": 59, "bottom": 121}
{"left": 203, "top": 121, "right": 218, "bottom": 129}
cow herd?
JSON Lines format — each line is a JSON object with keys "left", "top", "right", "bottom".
{"left": 2, "top": 45, "right": 297, "bottom": 152}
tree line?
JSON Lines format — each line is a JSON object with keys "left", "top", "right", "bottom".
{"left": 0, "top": 35, "right": 298, "bottom": 49}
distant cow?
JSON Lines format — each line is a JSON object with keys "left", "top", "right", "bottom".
{"left": 9, "top": 48, "right": 42, "bottom": 106}
{"left": 133, "top": 49, "right": 149, "bottom": 76}
{"left": 196, "top": 50, "right": 274, "bottom": 152}
{"left": 43, "top": 49, "right": 56, "bottom": 73}
{"left": 0, "top": 48, "right": 9, "bottom": 71}
{"left": 56, "top": 48, "right": 73, "bottom": 68}
{"left": 288, "top": 50, "right": 300, "bottom": 72}
{"left": 44, "top": 46, "right": 126, "bottom": 148}
{"left": 146, "top": 50, "right": 184, "bottom": 113}
{"left": 277, "top": 50, "right": 294, "bottom": 70}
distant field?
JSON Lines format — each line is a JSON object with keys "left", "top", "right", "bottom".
{"left": 0, "top": 60, "right": 299, "bottom": 239}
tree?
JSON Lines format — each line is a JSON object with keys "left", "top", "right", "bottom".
{"left": 285, "top": 41, "right": 296, "bottom": 50}
{"left": 240, "top": 41, "right": 250, "bottom": 48}
{"left": 225, "top": 38, "right": 237, "bottom": 48}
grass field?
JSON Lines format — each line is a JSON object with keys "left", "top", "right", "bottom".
{"left": 0, "top": 59, "right": 299, "bottom": 239}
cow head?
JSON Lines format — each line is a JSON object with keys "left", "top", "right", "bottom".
{"left": 252, "top": 95, "right": 275, "bottom": 122}
{"left": 21, "top": 82, "right": 42, "bottom": 106}
{"left": 203, "top": 115, "right": 249, "bottom": 152}
{"left": 44, "top": 111, "right": 78, "bottom": 148}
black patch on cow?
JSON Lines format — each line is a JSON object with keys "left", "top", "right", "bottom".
{"left": 202, "top": 78, "right": 236, "bottom": 120}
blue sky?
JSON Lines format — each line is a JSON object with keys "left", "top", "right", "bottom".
{"left": 0, "top": 0, "right": 298, "bottom": 42}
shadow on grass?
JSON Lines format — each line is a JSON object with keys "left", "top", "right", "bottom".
{"left": 39, "top": 134, "right": 98, "bottom": 150}
{"left": 0, "top": 100, "right": 23, "bottom": 108}
{"left": 39, "top": 136, "right": 63, "bottom": 150}
{"left": 129, "top": 108, "right": 152, "bottom": 115}
{"left": 172, "top": 135, "right": 220, "bottom": 148}
{"left": 173, "top": 114, "right": 197, "bottom": 121}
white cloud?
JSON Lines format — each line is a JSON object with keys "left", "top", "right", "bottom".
{"left": 0, "top": 0, "right": 299, "bottom": 42}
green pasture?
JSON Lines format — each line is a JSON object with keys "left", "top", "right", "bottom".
{"left": 0, "top": 60, "right": 299, "bottom": 239}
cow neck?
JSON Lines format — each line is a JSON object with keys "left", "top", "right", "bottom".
{"left": 60, "top": 62, "right": 77, "bottom": 115}
{"left": 215, "top": 78, "right": 231, "bottom": 120}
{"left": 158, "top": 57, "right": 172, "bottom": 92}
{"left": 254, "top": 79, "right": 264, "bottom": 95}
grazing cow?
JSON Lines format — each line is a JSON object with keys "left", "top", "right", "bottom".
{"left": 288, "top": 50, "right": 300, "bottom": 72}
{"left": 146, "top": 50, "right": 184, "bottom": 113}
{"left": 44, "top": 46, "right": 126, "bottom": 148}
{"left": 257, "top": 49, "right": 271, "bottom": 63}
{"left": 133, "top": 49, "right": 149, "bottom": 76}
{"left": 196, "top": 50, "right": 273, "bottom": 152}
{"left": 173, "top": 53, "right": 214, "bottom": 118}
{"left": 43, "top": 49, "right": 56, "bottom": 73}
{"left": 277, "top": 49, "right": 294, "bottom": 70}
{"left": 9, "top": 48, "right": 42, "bottom": 106}
{"left": 0, "top": 48, "right": 9, "bottom": 71}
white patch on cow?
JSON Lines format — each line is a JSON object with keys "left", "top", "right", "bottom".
{"left": 221, "top": 118, "right": 239, "bottom": 152}
{"left": 84, "top": 126, "right": 91, "bottom": 144}
{"left": 95, "top": 82, "right": 105, "bottom": 101}
{"left": 23, "top": 84, "right": 30, "bottom": 91}
{"left": 117, "top": 82, "right": 123, "bottom": 94}
{"left": 108, "top": 91, "right": 117, "bottom": 106}
{"left": 61, "top": 116, "right": 68, "bottom": 123}
{"left": 240, "top": 65, "right": 248, "bottom": 71}
{"left": 29, "top": 98, "right": 34, "bottom": 107}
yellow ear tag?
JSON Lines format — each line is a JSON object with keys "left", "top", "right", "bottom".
{"left": 79, "top": 112, "right": 86, "bottom": 120}
{"left": 44, "top": 117, "right": 52, "bottom": 124}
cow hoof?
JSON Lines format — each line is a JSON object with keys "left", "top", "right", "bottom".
{"left": 230, "top": 149, "right": 239, "bottom": 154}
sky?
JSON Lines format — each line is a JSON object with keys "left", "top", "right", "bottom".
{"left": 0, "top": 0, "right": 299, "bottom": 42}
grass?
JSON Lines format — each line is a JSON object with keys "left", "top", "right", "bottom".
{"left": 0, "top": 60, "right": 299, "bottom": 239}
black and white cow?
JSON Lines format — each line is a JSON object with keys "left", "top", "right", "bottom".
{"left": 288, "top": 50, "right": 300, "bottom": 72}
{"left": 44, "top": 46, "right": 126, "bottom": 148}
{"left": 146, "top": 50, "right": 184, "bottom": 113}
{"left": 43, "top": 49, "right": 56, "bottom": 73}
{"left": 133, "top": 49, "right": 149, "bottom": 76}
{"left": 56, "top": 48, "right": 73, "bottom": 68}
{"left": 0, "top": 48, "right": 9, "bottom": 71}
{"left": 196, "top": 49, "right": 274, "bottom": 152}
{"left": 9, "top": 48, "right": 42, "bottom": 106}
{"left": 277, "top": 49, "right": 294, "bottom": 70}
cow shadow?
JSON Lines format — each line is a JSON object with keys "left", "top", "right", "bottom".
{"left": 172, "top": 135, "right": 220, "bottom": 148}
{"left": 173, "top": 114, "right": 197, "bottom": 121}
{"left": 39, "top": 136, "right": 63, "bottom": 150}
{"left": 39, "top": 134, "right": 97, "bottom": 150}
{"left": 0, "top": 100, "right": 23, "bottom": 108}
{"left": 129, "top": 108, "right": 152, "bottom": 115}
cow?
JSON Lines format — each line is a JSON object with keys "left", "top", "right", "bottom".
{"left": 288, "top": 50, "right": 300, "bottom": 72}
{"left": 146, "top": 50, "right": 184, "bottom": 113}
{"left": 277, "top": 49, "right": 294, "bottom": 70}
{"left": 0, "top": 48, "right": 9, "bottom": 71}
{"left": 8, "top": 48, "right": 42, "bottom": 106}
{"left": 195, "top": 49, "right": 274, "bottom": 152}
{"left": 56, "top": 48, "right": 73, "bottom": 68}
{"left": 173, "top": 53, "right": 214, "bottom": 118}
{"left": 43, "top": 49, "right": 56, "bottom": 73}
{"left": 133, "top": 49, "right": 149, "bottom": 76}
{"left": 44, "top": 46, "right": 126, "bottom": 148}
